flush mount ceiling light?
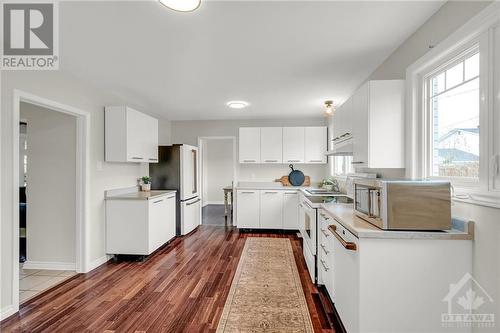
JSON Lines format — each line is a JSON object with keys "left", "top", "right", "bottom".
{"left": 158, "top": 0, "right": 201, "bottom": 12}
{"left": 324, "top": 100, "right": 335, "bottom": 116}
{"left": 226, "top": 101, "right": 249, "bottom": 109}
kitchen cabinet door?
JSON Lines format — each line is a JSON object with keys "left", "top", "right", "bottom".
{"left": 126, "top": 108, "right": 148, "bottom": 162}
{"left": 236, "top": 190, "right": 260, "bottom": 228}
{"left": 148, "top": 195, "right": 171, "bottom": 253}
{"left": 352, "top": 83, "right": 369, "bottom": 167}
{"left": 145, "top": 115, "right": 159, "bottom": 163}
{"left": 332, "top": 220, "right": 360, "bottom": 333}
{"left": 260, "top": 191, "right": 284, "bottom": 229}
{"left": 261, "top": 127, "right": 283, "bottom": 163}
{"left": 305, "top": 127, "right": 327, "bottom": 163}
{"left": 105, "top": 106, "right": 159, "bottom": 163}
{"left": 239, "top": 128, "right": 261, "bottom": 163}
{"left": 282, "top": 191, "right": 299, "bottom": 229}
{"left": 283, "top": 127, "right": 305, "bottom": 163}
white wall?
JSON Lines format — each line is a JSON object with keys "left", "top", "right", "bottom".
{"left": 21, "top": 102, "right": 77, "bottom": 266}
{"left": 1, "top": 70, "right": 161, "bottom": 315}
{"left": 202, "top": 139, "right": 234, "bottom": 204}
{"left": 171, "top": 118, "right": 328, "bottom": 185}
{"left": 362, "top": 2, "right": 499, "bottom": 330}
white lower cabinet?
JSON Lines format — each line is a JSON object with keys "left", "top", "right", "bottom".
{"left": 283, "top": 191, "right": 299, "bottom": 229}
{"left": 237, "top": 189, "right": 299, "bottom": 229}
{"left": 106, "top": 193, "right": 176, "bottom": 255}
{"left": 260, "top": 191, "right": 284, "bottom": 228}
{"left": 321, "top": 209, "right": 473, "bottom": 333}
{"left": 318, "top": 211, "right": 334, "bottom": 296}
{"left": 236, "top": 190, "right": 260, "bottom": 228}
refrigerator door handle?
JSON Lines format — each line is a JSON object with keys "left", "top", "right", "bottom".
{"left": 192, "top": 149, "right": 197, "bottom": 194}
{"left": 186, "top": 198, "right": 201, "bottom": 206}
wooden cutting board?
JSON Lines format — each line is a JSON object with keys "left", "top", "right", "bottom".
{"left": 275, "top": 175, "right": 310, "bottom": 187}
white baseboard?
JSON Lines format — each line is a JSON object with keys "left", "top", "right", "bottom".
{"left": 23, "top": 260, "right": 76, "bottom": 271}
{"left": 85, "top": 255, "right": 111, "bottom": 273}
{"left": 0, "top": 305, "right": 16, "bottom": 321}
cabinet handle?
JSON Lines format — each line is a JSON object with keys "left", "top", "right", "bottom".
{"left": 330, "top": 225, "right": 357, "bottom": 251}
{"left": 351, "top": 161, "right": 364, "bottom": 164}
{"left": 149, "top": 158, "right": 158, "bottom": 161}
{"left": 240, "top": 191, "right": 255, "bottom": 194}
{"left": 243, "top": 159, "right": 256, "bottom": 162}
{"left": 284, "top": 192, "right": 297, "bottom": 195}
{"left": 264, "top": 160, "right": 278, "bottom": 162}
{"left": 320, "top": 229, "right": 330, "bottom": 237}
{"left": 320, "top": 243, "right": 329, "bottom": 255}
{"left": 320, "top": 259, "right": 330, "bottom": 271}
{"left": 288, "top": 159, "right": 301, "bottom": 162}
{"left": 152, "top": 199, "right": 164, "bottom": 204}
{"left": 308, "top": 160, "right": 323, "bottom": 162}
{"left": 264, "top": 191, "right": 279, "bottom": 194}
{"left": 186, "top": 198, "right": 201, "bottom": 206}
{"left": 131, "top": 157, "right": 144, "bottom": 160}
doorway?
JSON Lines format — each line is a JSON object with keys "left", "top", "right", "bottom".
{"left": 198, "top": 137, "right": 236, "bottom": 226}
{"left": 17, "top": 103, "right": 79, "bottom": 303}
{"left": 10, "top": 90, "right": 89, "bottom": 314}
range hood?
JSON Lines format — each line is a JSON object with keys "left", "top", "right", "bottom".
{"left": 325, "top": 133, "right": 353, "bottom": 156}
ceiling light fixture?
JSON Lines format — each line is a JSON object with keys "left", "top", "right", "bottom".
{"left": 324, "top": 100, "right": 335, "bottom": 116}
{"left": 227, "top": 101, "right": 249, "bottom": 109}
{"left": 158, "top": 0, "right": 201, "bottom": 12}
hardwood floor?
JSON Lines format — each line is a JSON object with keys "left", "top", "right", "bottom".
{"left": 1, "top": 226, "right": 336, "bottom": 333}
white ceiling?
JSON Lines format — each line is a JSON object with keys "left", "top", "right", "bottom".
{"left": 60, "top": 1, "right": 443, "bottom": 120}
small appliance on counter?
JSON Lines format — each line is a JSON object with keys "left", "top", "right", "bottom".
{"left": 353, "top": 179, "right": 452, "bottom": 230}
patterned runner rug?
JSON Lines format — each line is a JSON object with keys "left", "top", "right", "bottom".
{"left": 216, "top": 237, "right": 314, "bottom": 333}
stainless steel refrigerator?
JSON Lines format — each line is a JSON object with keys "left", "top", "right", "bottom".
{"left": 149, "top": 144, "right": 201, "bottom": 236}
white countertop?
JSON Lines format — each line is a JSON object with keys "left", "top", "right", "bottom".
{"left": 320, "top": 203, "right": 474, "bottom": 240}
{"left": 236, "top": 181, "right": 313, "bottom": 191}
{"left": 106, "top": 190, "right": 177, "bottom": 201}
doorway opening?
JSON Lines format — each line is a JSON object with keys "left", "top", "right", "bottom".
{"left": 9, "top": 90, "right": 89, "bottom": 315}
{"left": 198, "top": 137, "right": 236, "bottom": 226}
{"left": 18, "top": 102, "right": 79, "bottom": 303}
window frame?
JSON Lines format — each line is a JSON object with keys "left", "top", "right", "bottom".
{"left": 422, "top": 45, "right": 482, "bottom": 187}
{"left": 405, "top": 2, "right": 500, "bottom": 207}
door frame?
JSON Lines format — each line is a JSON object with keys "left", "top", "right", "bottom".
{"left": 197, "top": 136, "right": 237, "bottom": 217}
{"left": 10, "top": 89, "right": 90, "bottom": 313}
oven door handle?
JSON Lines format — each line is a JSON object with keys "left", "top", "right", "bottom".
{"left": 303, "top": 201, "right": 314, "bottom": 210}
{"left": 330, "top": 225, "right": 357, "bottom": 251}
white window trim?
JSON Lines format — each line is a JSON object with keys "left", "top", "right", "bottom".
{"left": 423, "top": 45, "right": 481, "bottom": 187}
{"left": 405, "top": 2, "right": 500, "bottom": 206}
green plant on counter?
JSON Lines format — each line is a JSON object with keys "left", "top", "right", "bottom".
{"left": 141, "top": 176, "right": 151, "bottom": 184}
{"left": 321, "top": 176, "right": 339, "bottom": 192}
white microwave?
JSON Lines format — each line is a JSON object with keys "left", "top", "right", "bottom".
{"left": 353, "top": 179, "right": 452, "bottom": 231}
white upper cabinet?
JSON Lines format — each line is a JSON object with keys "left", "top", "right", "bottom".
{"left": 305, "top": 127, "right": 327, "bottom": 164}
{"left": 239, "top": 126, "right": 327, "bottom": 164}
{"left": 333, "top": 98, "right": 353, "bottom": 140}
{"left": 261, "top": 127, "right": 283, "bottom": 163}
{"left": 351, "top": 80, "right": 405, "bottom": 168}
{"left": 283, "top": 127, "right": 305, "bottom": 163}
{"left": 105, "top": 106, "right": 158, "bottom": 163}
{"left": 239, "top": 127, "right": 261, "bottom": 163}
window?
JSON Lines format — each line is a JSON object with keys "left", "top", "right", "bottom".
{"left": 332, "top": 155, "right": 354, "bottom": 176}
{"left": 425, "top": 49, "right": 480, "bottom": 180}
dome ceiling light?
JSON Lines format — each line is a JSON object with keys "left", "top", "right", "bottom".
{"left": 227, "top": 101, "right": 249, "bottom": 109}
{"left": 159, "top": 0, "right": 201, "bottom": 12}
{"left": 324, "top": 100, "right": 335, "bottom": 116}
